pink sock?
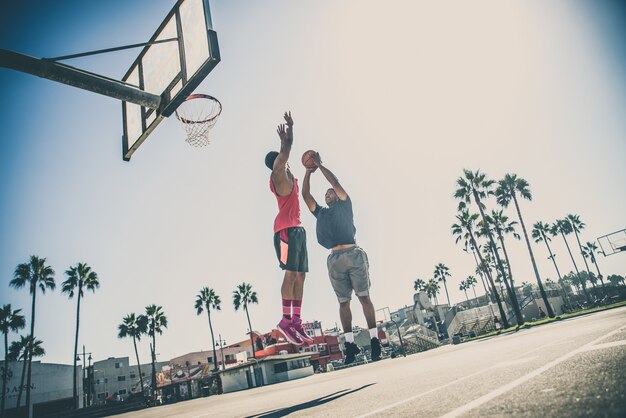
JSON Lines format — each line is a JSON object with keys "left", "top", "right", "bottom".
{"left": 292, "top": 300, "right": 302, "bottom": 318}
{"left": 282, "top": 299, "right": 292, "bottom": 320}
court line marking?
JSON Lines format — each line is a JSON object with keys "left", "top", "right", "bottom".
{"left": 353, "top": 341, "right": 555, "bottom": 418}
{"left": 439, "top": 326, "right": 625, "bottom": 418}
{"left": 579, "top": 339, "right": 626, "bottom": 352}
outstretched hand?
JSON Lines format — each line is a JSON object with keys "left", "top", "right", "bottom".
{"left": 284, "top": 111, "right": 294, "bottom": 126}
{"left": 311, "top": 152, "right": 322, "bottom": 167}
{"left": 277, "top": 124, "right": 288, "bottom": 141}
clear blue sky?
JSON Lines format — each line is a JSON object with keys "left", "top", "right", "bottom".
{"left": 1, "top": 0, "right": 625, "bottom": 366}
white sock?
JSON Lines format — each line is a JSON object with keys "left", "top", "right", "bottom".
{"left": 369, "top": 328, "right": 378, "bottom": 339}
{"left": 344, "top": 332, "right": 354, "bottom": 343}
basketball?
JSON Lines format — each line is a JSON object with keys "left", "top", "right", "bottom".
{"left": 301, "top": 150, "right": 318, "bottom": 169}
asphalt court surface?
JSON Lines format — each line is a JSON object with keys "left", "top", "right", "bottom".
{"left": 119, "top": 306, "right": 626, "bottom": 418}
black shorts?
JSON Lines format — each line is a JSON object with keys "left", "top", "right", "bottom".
{"left": 273, "top": 226, "right": 308, "bottom": 272}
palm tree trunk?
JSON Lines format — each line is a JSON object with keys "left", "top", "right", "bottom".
{"left": 560, "top": 232, "right": 591, "bottom": 304}
{"left": 489, "top": 243, "right": 523, "bottom": 327}
{"left": 497, "top": 233, "right": 515, "bottom": 289}
{"left": 573, "top": 230, "right": 593, "bottom": 280}
{"left": 2, "top": 332, "right": 8, "bottom": 416}
{"left": 473, "top": 191, "right": 524, "bottom": 326}
{"left": 591, "top": 258, "right": 607, "bottom": 291}
{"left": 207, "top": 311, "right": 218, "bottom": 372}
{"left": 207, "top": 311, "right": 223, "bottom": 394}
{"left": 244, "top": 305, "right": 255, "bottom": 359}
{"left": 542, "top": 235, "right": 563, "bottom": 282}
{"left": 72, "top": 292, "right": 81, "bottom": 409}
{"left": 471, "top": 285, "right": 478, "bottom": 301}
{"left": 513, "top": 196, "right": 554, "bottom": 318}
{"left": 16, "top": 354, "right": 27, "bottom": 410}
{"left": 464, "top": 290, "right": 469, "bottom": 304}
{"left": 132, "top": 336, "right": 144, "bottom": 398}
{"left": 470, "top": 248, "right": 490, "bottom": 300}
{"left": 151, "top": 335, "right": 157, "bottom": 402}
{"left": 442, "top": 281, "right": 451, "bottom": 306}
{"left": 26, "top": 285, "right": 37, "bottom": 415}
{"left": 470, "top": 235, "right": 509, "bottom": 328}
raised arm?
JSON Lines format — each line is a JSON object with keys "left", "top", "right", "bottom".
{"left": 302, "top": 168, "right": 319, "bottom": 212}
{"left": 311, "top": 153, "right": 348, "bottom": 200}
{"left": 271, "top": 112, "right": 295, "bottom": 195}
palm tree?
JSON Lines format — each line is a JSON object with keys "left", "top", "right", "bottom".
{"left": 532, "top": 221, "right": 564, "bottom": 281}
{"left": 452, "top": 209, "right": 509, "bottom": 327}
{"left": 467, "top": 275, "right": 479, "bottom": 301}
{"left": 455, "top": 169, "right": 523, "bottom": 326}
{"left": 145, "top": 305, "right": 167, "bottom": 402}
{"left": 496, "top": 174, "right": 555, "bottom": 318}
{"left": 459, "top": 279, "right": 470, "bottom": 305}
{"left": 8, "top": 336, "right": 45, "bottom": 411}
{"left": 9, "top": 255, "right": 55, "bottom": 412}
{"left": 425, "top": 279, "right": 441, "bottom": 305}
{"left": 413, "top": 278, "right": 426, "bottom": 292}
{"left": 582, "top": 242, "right": 606, "bottom": 291}
{"left": 551, "top": 220, "right": 591, "bottom": 304}
{"left": 118, "top": 314, "right": 148, "bottom": 398}
{"left": 567, "top": 214, "right": 594, "bottom": 280}
{"left": 484, "top": 210, "right": 520, "bottom": 289}
{"left": 61, "top": 262, "right": 100, "bottom": 409}
{"left": 433, "top": 263, "right": 452, "bottom": 306}
{"left": 607, "top": 274, "right": 625, "bottom": 287}
{"left": 1, "top": 305, "right": 26, "bottom": 416}
{"left": 195, "top": 287, "right": 223, "bottom": 394}
{"left": 232, "top": 283, "right": 259, "bottom": 359}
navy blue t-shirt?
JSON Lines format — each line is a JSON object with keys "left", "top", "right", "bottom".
{"left": 312, "top": 196, "right": 356, "bottom": 250}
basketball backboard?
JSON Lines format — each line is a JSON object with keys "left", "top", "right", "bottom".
{"left": 597, "top": 229, "right": 626, "bottom": 257}
{"left": 122, "top": 0, "right": 220, "bottom": 161}
{"left": 0, "top": 0, "right": 220, "bottom": 162}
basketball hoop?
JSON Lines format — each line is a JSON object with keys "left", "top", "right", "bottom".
{"left": 175, "top": 94, "right": 222, "bottom": 147}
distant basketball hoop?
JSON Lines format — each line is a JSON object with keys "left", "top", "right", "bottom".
{"left": 175, "top": 94, "right": 222, "bottom": 147}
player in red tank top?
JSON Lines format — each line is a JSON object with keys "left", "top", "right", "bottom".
{"left": 264, "top": 112, "right": 313, "bottom": 346}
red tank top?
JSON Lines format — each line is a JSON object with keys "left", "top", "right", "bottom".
{"left": 270, "top": 176, "right": 301, "bottom": 233}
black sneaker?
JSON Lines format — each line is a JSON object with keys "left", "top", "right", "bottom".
{"left": 344, "top": 342, "right": 361, "bottom": 365}
{"left": 370, "top": 337, "right": 381, "bottom": 361}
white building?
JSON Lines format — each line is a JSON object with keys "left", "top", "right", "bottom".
{"left": 2, "top": 360, "right": 81, "bottom": 415}
{"left": 92, "top": 356, "right": 168, "bottom": 404}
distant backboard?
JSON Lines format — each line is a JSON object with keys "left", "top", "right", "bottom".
{"left": 597, "top": 229, "right": 626, "bottom": 257}
{"left": 122, "top": 0, "right": 220, "bottom": 161}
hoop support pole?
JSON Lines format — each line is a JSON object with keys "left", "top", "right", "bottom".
{"left": 0, "top": 48, "right": 161, "bottom": 109}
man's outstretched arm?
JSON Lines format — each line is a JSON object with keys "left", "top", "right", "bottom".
{"left": 311, "top": 153, "right": 348, "bottom": 201}
{"left": 302, "top": 168, "right": 319, "bottom": 212}
{"left": 273, "top": 111, "right": 294, "bottom": 172}
{"left": 272, "top": 112, "right": 294, "bottom": 195}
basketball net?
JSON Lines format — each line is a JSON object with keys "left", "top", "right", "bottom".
{"left": 175, "top": 94, "right": 222, "bottom": 147}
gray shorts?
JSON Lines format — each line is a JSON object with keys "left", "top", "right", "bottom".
{"left": 327, "top": 246, "right": 370, "bottom": 303}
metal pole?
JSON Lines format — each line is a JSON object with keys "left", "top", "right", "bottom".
{"left": 390, "top": 318, "right": 406, "bottom": 357}
{"left": 0, "top": 49, "right": 161, "bottom": 109}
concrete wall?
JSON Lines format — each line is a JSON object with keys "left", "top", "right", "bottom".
{"left": 221, "top": 367, "right": 252, "bottom": 393}
{"left": 3, "top": 361, "right": 80, "bottom": 409}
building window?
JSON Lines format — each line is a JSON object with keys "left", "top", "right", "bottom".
{"left": 115, "top": 362, "right": 123, "bottom": 369}
{"left": 117, "top": 376, "right": 126, "bottom": 382}
{"left": 207, "top": 357, "right": 213, "bottom": 364}
{"left": 118, "top": 389, "right": 127, "bottom": 395}
{"left": 130, "top": 373, "right": 136, "bottom": 379}
{"left": 310, "top": 345, "right": 317, "bottom": 352}
{"left": 225, "top": 354, "right": 235, "bottom": 362}
{"left": 273, "top": 362, "right": 288, "bottom": 374}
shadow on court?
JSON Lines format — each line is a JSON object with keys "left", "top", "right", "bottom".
{"left": 245, "top": 383, "right": 377, "bottom": 417}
